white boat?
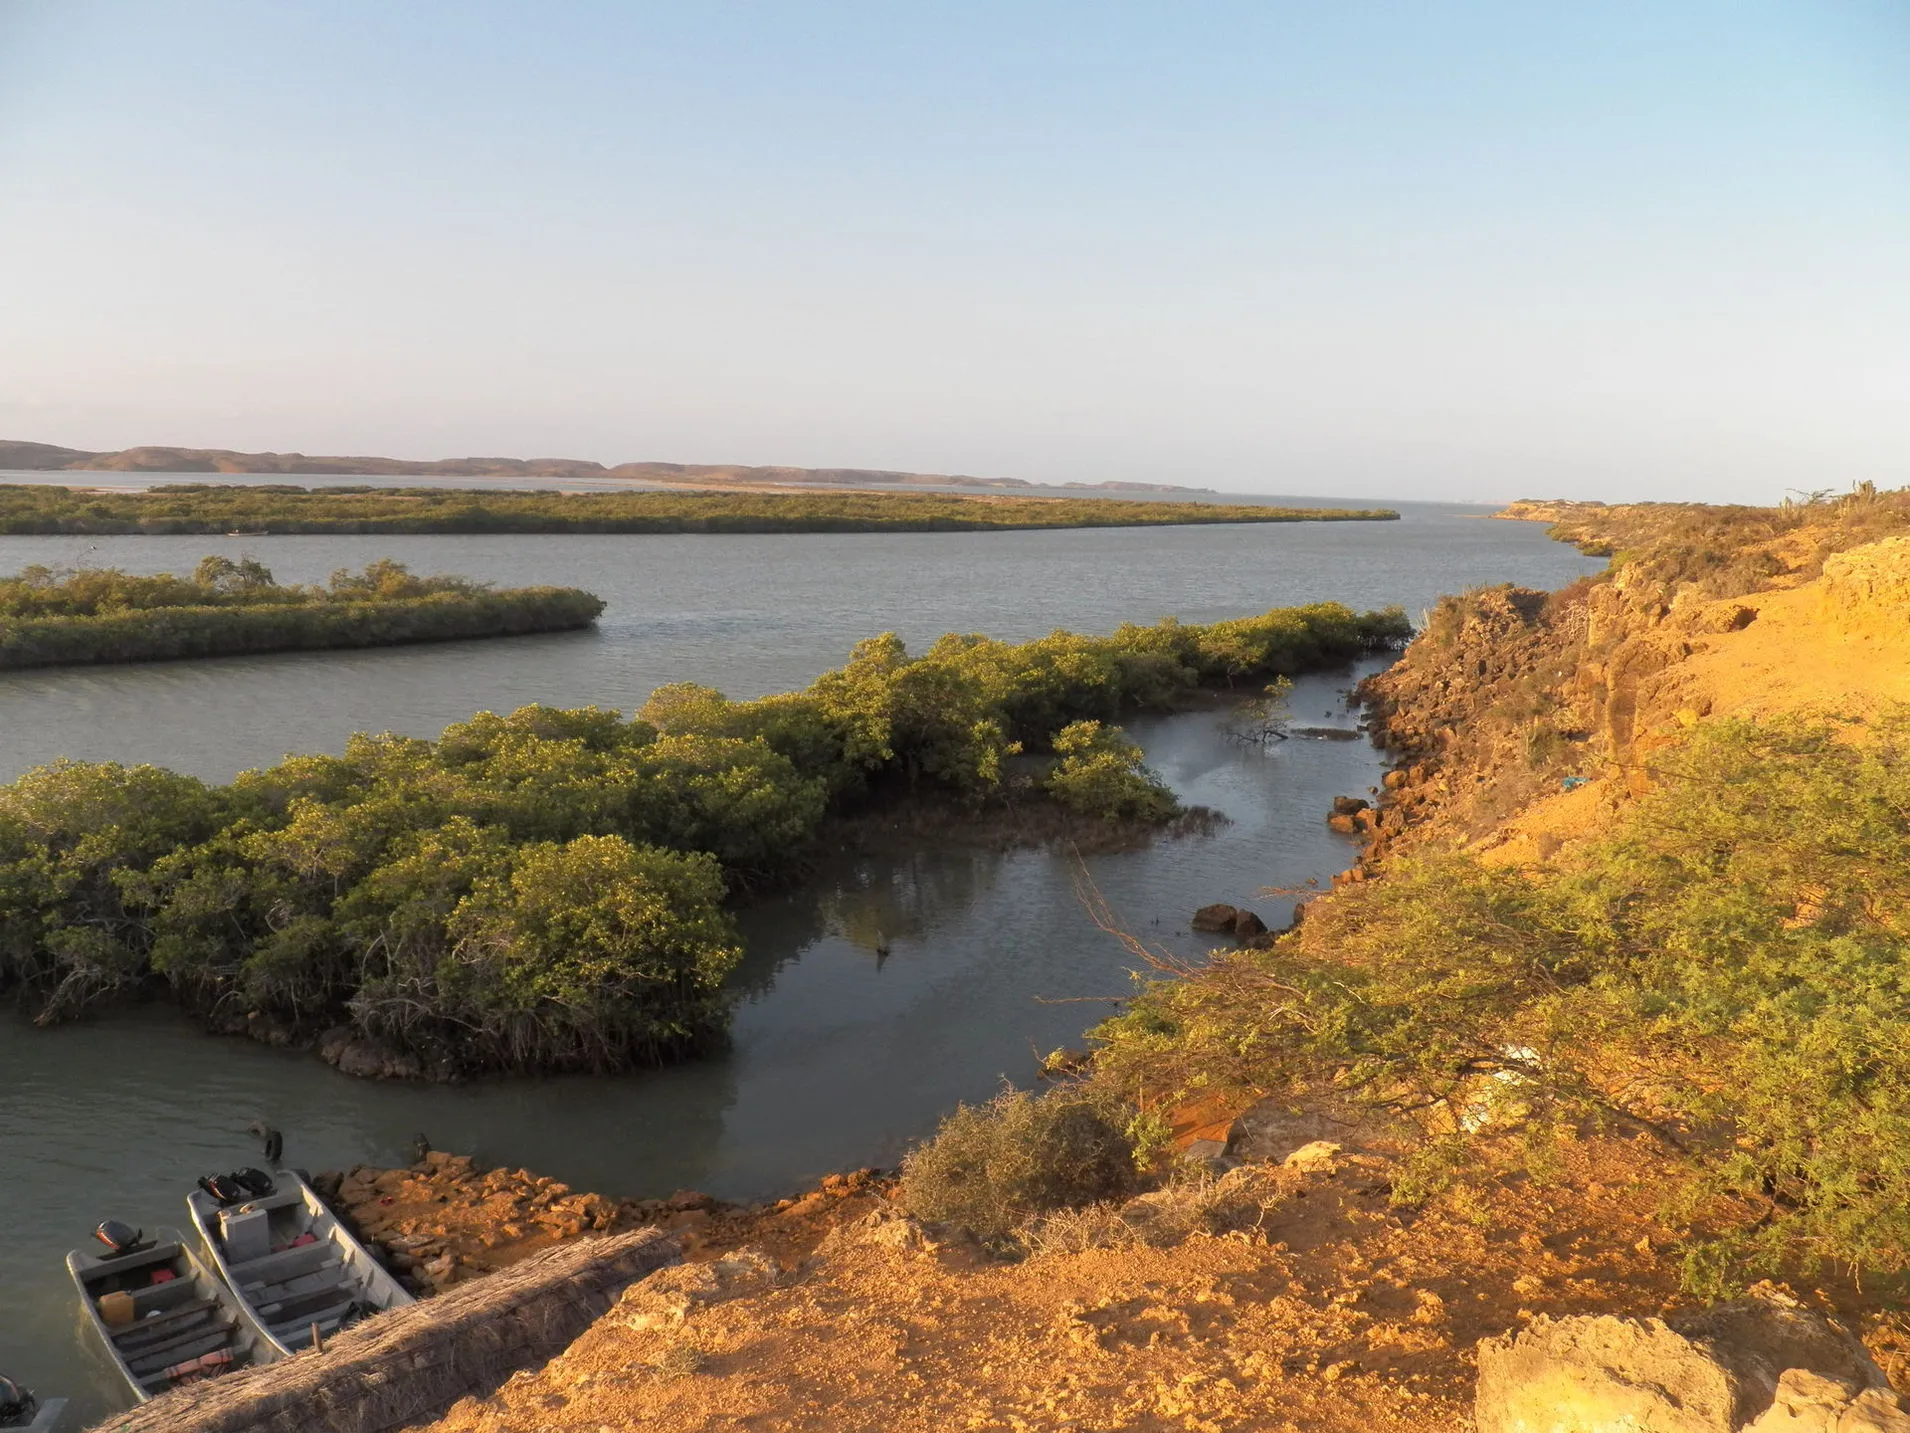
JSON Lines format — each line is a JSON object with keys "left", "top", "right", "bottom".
{"left": 66, "top": 1226, "right": 280, "bottom": 1403}
{"left": 185, "top": 1169, "right": 413, "bottom": 1355}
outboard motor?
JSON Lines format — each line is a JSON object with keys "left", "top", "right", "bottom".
{"left": 197, "top": 1167, "right": 275, "bottom": 1206}
{"left": 92, "top": 1219, "right": 152, "bottom": 1258}
{"left": 0, "top": 1375, "right": 38, "bottom": 1428}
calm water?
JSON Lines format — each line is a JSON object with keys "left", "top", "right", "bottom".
{"left": 0, "top": 504, "right": 1600, "bottom": 1424}
{"left": 0, "top": 502, "right": 1585, "bottom": 783}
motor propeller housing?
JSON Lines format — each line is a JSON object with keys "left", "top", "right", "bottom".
{"left": 92, "top": 1219, "right": 152, "bottom": 1258}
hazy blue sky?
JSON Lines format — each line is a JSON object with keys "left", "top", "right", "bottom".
{"left": 1, "top": 2, "right": 1904, "bottom": 501}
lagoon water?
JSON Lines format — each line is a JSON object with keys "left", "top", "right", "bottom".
{"left": 0, "top": 501, "right": 1600, "bottom": 1422}
{"left": 0, "top": 501, "right": 1587, "bottom": 783}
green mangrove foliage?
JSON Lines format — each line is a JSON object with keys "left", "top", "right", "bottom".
{"left": 0, "top": 483, "right": 1398, "bottom": 536}
{"left": 1043, "top": 721, "right": 1177, "bottom": 823}
{"left": 1092, "top": 711, "right": 1910, "bottom": 1288}
{"left": 0, "top": 601, "right": 1407, "bottom": 1074}
{"left": 0, "top": 557, "right": 604, "bottom": 667}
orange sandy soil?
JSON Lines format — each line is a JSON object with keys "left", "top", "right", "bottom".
{"left": 313, "top": 1136, "right": 1712, "bottom": 1433}
{"left": 315, "top": 1157, "right": 895, "bottom": 1294}
{"left": 1477, "top": 536, "right": 1910, "bottom": 870}
{"left": 407, "top": 1137, "right": 1708, "bottom": 1433}
{"left": 325, "top": 1138, "right": 1910, "bottom": 1433}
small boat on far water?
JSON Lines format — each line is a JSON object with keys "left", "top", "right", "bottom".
{"left": 186, "top": 1168, "right": 412, "bottom": 1356}
{"left": 66, "top": 1222, "right": 279, "bottom": 1403}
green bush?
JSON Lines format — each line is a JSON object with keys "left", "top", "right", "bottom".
{"left": 0, "top": 559, "right": 602, "bottom": 668}
{"left": 899, "top": 1088, "right": 1140, "bottom": 1239}
{"left": 1044, "top": 721, "right": 1178, "bottom": 822}
{"left": 441, "top": 835, "right": 741, "bottom": 1071}
{"left": 1091, "top": 707, "right": 1910, "bottom": 1290}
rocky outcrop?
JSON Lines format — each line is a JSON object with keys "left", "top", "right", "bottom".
{"left": 317, "top": 1026, "right": 424, "bottom": 1081}
{"left": 1191, "top": 902, "right": 1240, "bottom": 932}
{"left": 1190, "top": 903, "right": 1268, "bottom": 938}
{"left": 1820, "top": 537, "right": 1910, "bottom": 618}
{"left": 1476, "top": 1294, "right": 1910, "bottom": 1433}
{"left": 315, "top": 1152, "right": 899, "bottom": 1299}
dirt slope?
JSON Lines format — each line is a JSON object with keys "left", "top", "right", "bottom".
{"left": 422, "top": 1141, "right": 1690, "bottom": 1433}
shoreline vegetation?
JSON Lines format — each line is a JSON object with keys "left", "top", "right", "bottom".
{"left": 0, "top": 600, "right": 1409, "bottom": 1077}
{"left": 0, "top": 483, "right": 1397, "bottom": 535}
{"left": 0, "top": 557, "right": 604, "bottom": 668}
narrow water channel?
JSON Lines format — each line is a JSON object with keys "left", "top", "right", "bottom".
{"left": 1, "top": 666, "right": 1385, "bottom": 1425}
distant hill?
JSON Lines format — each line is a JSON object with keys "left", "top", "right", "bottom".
{"left": 0, "top": 440, "right": 1214, "bottom": 495}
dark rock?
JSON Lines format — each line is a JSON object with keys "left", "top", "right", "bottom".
{"left": 317, "top": 1026, "right": 424, "bottom": 1081}
{"left": 1191, "top": 903, "right": 1241, "bottom": 933}
{"left": 1331, "top": 795, "right": 1371, "bottom": 816}
{"left": 1233, "top": 909, "right": 1268, "bottom": 938}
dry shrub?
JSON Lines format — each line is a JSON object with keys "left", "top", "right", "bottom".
{"left": 1019, "top": 1164, "right": 1291, "bottom": 1256}
{"left": 900, "top": 1088, "right": 1139, "bottom": 1240}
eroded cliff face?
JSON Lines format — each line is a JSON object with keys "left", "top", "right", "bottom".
{"left": 1359, "top": 520, "right": 1910, "bottom": 871}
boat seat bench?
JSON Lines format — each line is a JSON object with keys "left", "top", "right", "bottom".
{"left": 229, "top": 1241, "right": 338, "bottom": 1286}
{"left": 110, "top": 1295, "right": 220, "bottom": 1344}
{"left": 269, "top": 1299, "right": 356, "bottom": 1346}
{"left": 247, "top": 1261, "right": 346, "bottom": 1308}
{"left": 258, "top": 1281, "right": 354, "bottom": 1323}
{"left": 114, "top": 1308, "right": 225, "bottom": 1357}
{"left": 125, "top": 1327, "right": 236, "bottom": 1377}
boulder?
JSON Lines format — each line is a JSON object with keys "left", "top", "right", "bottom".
{"left": 1191, "top": 904, "right": 1269, "bottom": 939}
{"left": 316, "top": 1027, "right": 423, "bottom": 1081}
{"left": 619, "top": 1246, "right": 783, "bottom": 1331}
{"left": 817, "top": 1209, "right": 943, "bottom": 1257}
{"left": 1282, "top": 1141, "right": 1343, "bottom": 1174}
{"left": 1191, "top": 903, "right": 1241, "bottom": 933}
{"left": 1331, "top": 795, "right": 1371, "bottom": 816}
{"left": 1476, "top": 1293, "right": 1908, "bottom": 1433}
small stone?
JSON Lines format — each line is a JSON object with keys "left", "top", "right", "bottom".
{"left": 1282, "top": 1141, "right": 1343, "bottom": 1173}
